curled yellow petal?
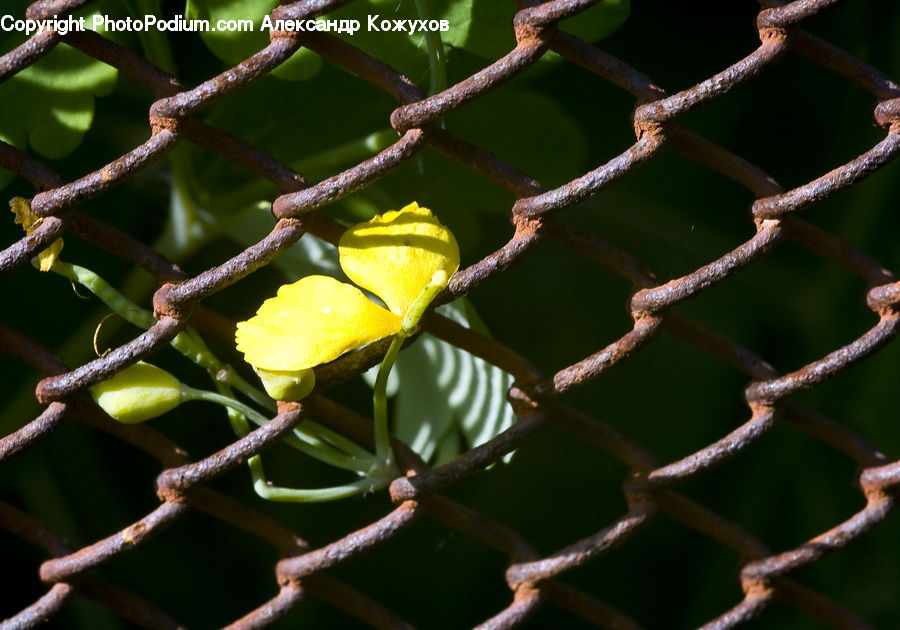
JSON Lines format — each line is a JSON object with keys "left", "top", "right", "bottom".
{"left": 235, "top": 275, "right": 402, "bottom": 371}
{"left": 338, "top": 202, "right": 459, "bottom": 315}
{"left": 10, "top": 197, "right": 41, "bottom": 232}
{"left": 10, "top": 197, "right": 63, "bottom": 272}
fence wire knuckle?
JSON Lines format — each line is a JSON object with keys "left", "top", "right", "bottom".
{"left": 1, "top": 0, "right": 899, "bottom": 628}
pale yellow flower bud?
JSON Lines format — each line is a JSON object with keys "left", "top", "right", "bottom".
{"left": 90, "top": 362, "right": 183, "bottom": 424}
{"left": 254, "top": 367, "right": 315, "bottom": 402}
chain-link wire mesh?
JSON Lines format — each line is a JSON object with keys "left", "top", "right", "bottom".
{"left": 1, "top": 0, "right": 899, "bottom": 628}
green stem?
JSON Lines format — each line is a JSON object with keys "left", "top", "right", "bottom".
{"left": 120, "top": 1, "right": 211, "bottom": 260}
{"left": 373, "top": 333, "right": 406, "bottom": 470}
{"left": 125, "top": 0, "right": 212, "bottom": 260}
{"left": 213, "top": 380, "right": 255, "bottom": 447}
{"left": 216, "top": 364, "right": 277, "bottom": 413}
{"left": 247, "top": 456, "right": 389, "bottom": 502}
{"left": 301, "top": 420, "right": 377, "bottom": 461}
{"left": 51, "top": 261, "right": 219, "bottom": 373}
{"left": 52, "top": 261, "right": 153, "bottom": 328}
{"left": 215, "top": 384, "right": 384, "bottom": 502}
{"left": 49, "top": 259, "right": 378, "bottom": 480}
{"left": 402, "top": 272, "right": 448, "bottom": 333}
{"left": 287, "top": 426, "right": 373, "bottom": 474}
{"left": 51, "top": 260, "right": 272, "bottom": 406}
{"left": 158, "top": 147, "right": 214, "bottom": 260}
{"left": 372, "top": 271, "right": 450, "bottom": 473}
{"left": 206, "top": 378, "right": 381, "bottom": 502}
{"left": 180, "top": 385, "right": 374, "bottom": 475}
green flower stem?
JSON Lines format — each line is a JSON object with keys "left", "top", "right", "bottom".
{"left": 208, "top": 380, "right": 382, "bottom": 502}
{"left": 179, "top": 385, "right": 374, "bottom": 475}
{"left": 402, "top": 272, "right": 448, "bottom": 334}
{"left": 373, "top": 272, "right": 449, "bottom": 472}
{"left": 288, "top": 423, "right": 374, "bottom": 471}
{"left": 301, "top": 419, "right": 377, "bottom": 461}
{"left": 215, "top": 364, "right": 277, "bottom": 414}
{"left": 247, "top": 456, "right": 388, "bottom": 502}
{"left": 184, "top": 385, "right": 385, "bottom": 502}
{"left": 214, "top": 380, "right": 257, "bottom": 451}
{"left": 373, "top": 333, "right": 406, "bottom": 471}
{"left": 52, "top": 261, "right": 152, "bottom": 328}
{"left": 121, "top": 0, "right": 211, "bottom": 260}
{"left": 49, "top": 259, "right": 379, "bottom": 481}
{"left": 50, "top": 261, "right": 219, "bottom": 373}
{"left": 159, "top": 148, "right": 213, "bottom": 259}
{"left": 52, "top": 261, "right": 272, "bottom": 416}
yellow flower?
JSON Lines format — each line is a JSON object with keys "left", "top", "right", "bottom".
{"left": 10, "top": 197, "right": 63, "bottom": 272}
{"left": 338, "top": 202, "right": 459, "bottom": 316}
{"left": 236, "top": 202, "right": 459, "bottom": 382}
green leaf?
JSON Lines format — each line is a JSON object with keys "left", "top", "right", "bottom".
{"left": 562, "top": 0, "right": 630, "bottom": 43}
{"left": 393, "top": 337, "right": 456, "bottom": 463}
{"left": 177, "top": 63, "right": 399, "bottom": 238}
{"left": 440, "top": 0, "right": 514, "bottom": 61}
{"left": 326, "top": 0, "right": 457, "bottom": 89}
{"left": 185, "top": 0, "right": 321, "bottom": 80}
{"left": 443, "top": 0, "right": 630, "bottom": 62}
{"left": 0, "top": 4, "right": 117, "bottom": 182}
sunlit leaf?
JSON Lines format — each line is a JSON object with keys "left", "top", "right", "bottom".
{"left": 443, "top": 0, "right": 630, "bottom": 61}
{"left": 0, "top": 3, "right": 118, "bottom": 188}
{"left": 185, "top": 0, "right": 321, "bottom": 80}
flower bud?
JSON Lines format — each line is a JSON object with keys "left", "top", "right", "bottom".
{"left": 255, "top": 367, "right": 315, "bottom": 402}
{"left": 90, "top": 362, "right": 183, "bottom": 424}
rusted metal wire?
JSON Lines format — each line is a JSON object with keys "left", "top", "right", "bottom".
{"left": 2, "top": 0, "right": 899, "bottom": 628}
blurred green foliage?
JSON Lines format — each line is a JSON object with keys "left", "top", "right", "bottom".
{"left": 0, "top": 1, "right": 119, "bottom": 188}
{"left": 2, "top": 1, "right": 899, "bottom": 629}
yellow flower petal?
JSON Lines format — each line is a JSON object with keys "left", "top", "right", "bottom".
{"left": 10, "top": 196, "right": 63, "bottom": 272}
{"left": 235, "top": 275, "right": 402, "bottom": 371}
{"left": 35, "top": 239, "right": 63, "bottom": 272}
{"left": 90, "top": 362, "right": 183, "bottom": 424}
{"left": 338, "top": 202, "right": 459, "bottom": 315}
{"left": 10, "top": 197, "right": 41, "bottom": 232}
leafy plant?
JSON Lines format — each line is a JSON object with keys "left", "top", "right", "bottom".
{"left": 0, "top": 2, "right": 118, "bottom": 188}
{"left": 2, "top": 0, "right": 630, "bottom": 479}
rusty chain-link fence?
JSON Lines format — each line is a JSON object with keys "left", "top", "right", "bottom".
{"left": 2, "top": 0, "right": 900, "bottom": 628}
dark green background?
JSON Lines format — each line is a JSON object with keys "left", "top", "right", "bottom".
{"left": 2, "top": 1, "right": 899, "bottom": 628}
